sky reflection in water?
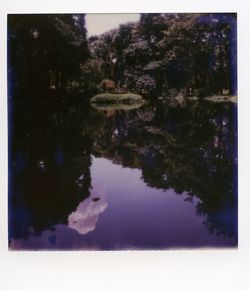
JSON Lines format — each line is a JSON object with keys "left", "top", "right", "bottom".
{"left": 10, "top": 156, "right": 236, "bottom": 250}
{"left": 9, "top": 100, "right": 237, "bottom": 250}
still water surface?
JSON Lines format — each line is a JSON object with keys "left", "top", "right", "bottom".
{"left": 9, "top": 98, "right": 237, "bottom": 250}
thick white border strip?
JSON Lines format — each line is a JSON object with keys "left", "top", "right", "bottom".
{"left": 0, "top": 13, "right": 8, "bottom": 251}
{"left": 0, "top": 0, "right": 243, "bottom": 13}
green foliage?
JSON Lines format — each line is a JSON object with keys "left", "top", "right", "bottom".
{"left": 135, "top": 75, "right": 156, "bottom": 93}
{"left": 8, "top": 13, "right": 237, "bottom": 99}
{"left": 8, "top": 14, "right": 89, "bottom": 96}
{"left": 87, "top": 13, "right": 237, "bottom": 98}
{"left": 91, "top": 102, "right": 144, "bottom": 111}
{"left": 204, "top": 95, "right": 237, "bottom": 103}
{"left": 91, "top": 93, "right": 143, "bottom": 103}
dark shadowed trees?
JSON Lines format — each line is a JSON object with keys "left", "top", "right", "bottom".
{"left": 87, "top": 13, "right": 237, "bottom": 98}
{"left": 8, "top": 13, "right": 237, "bottom": 100}
{"left": 8, "top": 14, "right": 89, "bottom": 98}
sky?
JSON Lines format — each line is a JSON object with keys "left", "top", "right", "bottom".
{"left": 85, "top": 13, "right": 140, "bottom": 37}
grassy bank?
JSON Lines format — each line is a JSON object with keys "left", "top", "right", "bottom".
{"left": 91, "top": 102, "right": 145, "bottom": 111}
{"left": 204, "top": 95, "right": 237, "bottom": 103}
{"left": 91, "top": 93, "right": 143, "bottom": 104}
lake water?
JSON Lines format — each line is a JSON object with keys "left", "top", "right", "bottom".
{"left": 8, "top": 98, "right": 238, "bottom": 250}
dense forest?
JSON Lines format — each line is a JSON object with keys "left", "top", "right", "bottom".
{"left": 8, "top": 14, "right": 89, "bottom": 97}
{"left": 8, "top": 13, "right": 237, "bottom": 99}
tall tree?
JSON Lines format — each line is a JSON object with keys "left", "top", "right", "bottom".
{"left": 87, "top": 13, "right": 237, "bottom": 97}
{"left": 8, "top": 14, "right": 89, "bottom": 97}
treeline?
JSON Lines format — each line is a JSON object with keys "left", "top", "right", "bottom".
{"left": 86, "top": 13, "right": 237, "bottom": 97}
{"left": 8, "top": 13, "right": 237, "bottom": 99}
{"left": 8, "top": 14, "right": 89, "bottom": 98}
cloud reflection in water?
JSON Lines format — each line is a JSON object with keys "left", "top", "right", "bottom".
{"left": 68, "top": 187, "right": 108, "bottom": 235}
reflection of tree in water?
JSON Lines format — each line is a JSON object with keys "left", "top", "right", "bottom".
{"left": 9, "top": 98, "right": 237, "bottom": 243}
{"left": 89, "top": 100, "right": 237, "bottom": 240}
{"left": 9, "top": 101, "right": 93, "bottom": 240}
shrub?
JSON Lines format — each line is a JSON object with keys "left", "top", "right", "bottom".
{"left": 135, "top": 75, "right": 156, "bottom": 93}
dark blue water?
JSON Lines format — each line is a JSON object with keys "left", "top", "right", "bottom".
{"left": 8, "top": 98, "right": 238, "bottom": 250}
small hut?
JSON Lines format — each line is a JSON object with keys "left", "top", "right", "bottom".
{"left": 100, "top": 79, "right": 115, "bottom": 92}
